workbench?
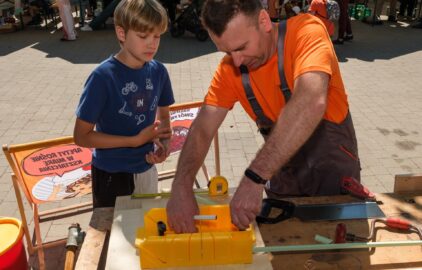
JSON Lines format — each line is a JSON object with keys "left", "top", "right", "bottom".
{"left": 75, "top": 192, "right": 422, "bottom": 270}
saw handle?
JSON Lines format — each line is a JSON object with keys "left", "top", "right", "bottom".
{"left": 256, "top": 199, "right": 295, "bottom": 224}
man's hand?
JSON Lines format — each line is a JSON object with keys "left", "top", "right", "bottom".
{"left": 166, "top": 187, "right": 199, "bottom": 233}
{"left": 230, "top": 176, "right": 264, "bottom": 230}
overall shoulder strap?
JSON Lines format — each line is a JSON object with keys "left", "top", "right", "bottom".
{"left": 240, "top": 65, "right": 273, "bottom": 129}
{"left": 239, "top": 20, "right": 291, "bottom": 135}
{"left": 277, "top": 20, "right": 291, "bottom": 102}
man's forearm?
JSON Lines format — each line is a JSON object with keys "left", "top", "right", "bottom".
{"left": 249, "top": 72, "right": 329, "bottom": 180}
{"left": 172, "top": 105, "right": 228, "bottom": 190}
{"left": 172, "top": 123, "right": 214, "bottom": 189}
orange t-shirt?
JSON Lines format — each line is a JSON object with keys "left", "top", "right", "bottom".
{"left": 308, "top": 0, "right": 335, "bottom": 36}
{"left": 204, "top": 13, "right": 348, "bottom": 124}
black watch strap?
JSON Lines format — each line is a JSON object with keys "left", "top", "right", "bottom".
{"left": 244, "top": 169, "right": 268, "bottom": 185}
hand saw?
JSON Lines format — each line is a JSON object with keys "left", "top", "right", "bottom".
{"left": 256, "top": 198, "right": 385, "bottom": 224}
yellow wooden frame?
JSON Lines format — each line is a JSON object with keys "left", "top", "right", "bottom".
{"left": 2, "top": 136, "right": 92, "bottom": 270}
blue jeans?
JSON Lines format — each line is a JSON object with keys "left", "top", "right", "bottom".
{"left": 70, "top": 0, "right": 89, "bottom": 25}
{"left": 89, "top": 0, "right": 120, "bottom": 29}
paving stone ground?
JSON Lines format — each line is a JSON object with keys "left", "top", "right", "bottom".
{"left": 0, "top": 15, "right": 421, "bottom": 269}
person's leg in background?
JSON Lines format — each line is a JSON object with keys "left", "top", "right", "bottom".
{"left": 27, "top": 0, "right": 42, "bottom": 25}
{"left": 70, "top": 0, "right": 88, "bottom": 26}
{"left": 57, "top": 0, "right": 77, "bottom": 40}
{"left": 79, "top": 0, "right": 89, "bottom": 26}
{"left": 334, "top": 0, "right": 350, "bottom": 44}
{"left": 406, "top": 0, "right": 415, "bottom": 18}
{"left": 81, "top": 0, "right": 120, "bottom": 30}
{"left": 268, "top": 0, "right": 279, "bottom": 21}
{"left": 159, "top": 0, "right": 176, "bottom": 23}
{"left": 388, "top": 0, "right": 398, "bottom": 21}
{"left": 344, "top": 3, "right": 353, "bottom": 40}
{"left": 399, "top": 0, "right": 408, "bottom": 16}
{"left": 365, "top": 0, "right": 384, "bottom": 24}
{"left": 87, "top": 0, "right": 96, "bottom": 18}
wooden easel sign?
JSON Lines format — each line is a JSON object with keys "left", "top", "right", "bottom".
{"left": 16, "top": 144, "right": 92, "bottom": 204}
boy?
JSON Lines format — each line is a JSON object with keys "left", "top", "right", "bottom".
{"left": 74, "top": 0, "right": 174, "bottom": 208}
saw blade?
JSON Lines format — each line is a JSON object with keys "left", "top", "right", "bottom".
{"left": 294, "top": 201, "right": 385, "bottom": 221}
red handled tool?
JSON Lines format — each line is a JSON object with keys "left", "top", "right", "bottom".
{"left": 341, "top": 177, "right": 376, "bottom": 201}
{"left": 344, "top": 217, "right": 422, "bottom": 242}
{"left": 335, "top": 223, "right": 347, "bottom": 243}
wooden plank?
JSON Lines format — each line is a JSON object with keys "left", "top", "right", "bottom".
{"left": 75, "top": 208, "right": 114, "bottom": 270}
{"left": 259, "top": 193, "right": 422, "bottom": 269}
{"left": 394, "top": 174, "right": 422, "bottom": 193}
{"left": 105, "top": 195, "right": 273, "bottom": 270}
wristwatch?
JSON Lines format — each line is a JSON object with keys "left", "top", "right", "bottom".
{"left": 244, "top": 169, "right": 268, "bottom": 185}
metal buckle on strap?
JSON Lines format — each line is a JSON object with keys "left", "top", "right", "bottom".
{"left": 258, "top": 127, "right": 272, "bottom": 136}
{"left": 256, "top": 120, "right": 273, "bottom": 136}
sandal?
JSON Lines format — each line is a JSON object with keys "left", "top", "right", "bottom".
{"left": 344, "top": 34, "right": 353, "bottom": 41}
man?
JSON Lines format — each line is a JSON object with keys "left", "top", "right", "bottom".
{"left": 166, "top": 0, "right": 360, "bottom": 232}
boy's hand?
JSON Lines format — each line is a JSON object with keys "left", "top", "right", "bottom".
{"left": 134, "top": 121, "right": 172, "bottom": 147}
{"left": 145, "top": 139, "right": 170, "bottom": 164}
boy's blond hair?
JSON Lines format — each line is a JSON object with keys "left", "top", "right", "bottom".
{"left": 114, "top": 0, "right": 168, "bottom": 33}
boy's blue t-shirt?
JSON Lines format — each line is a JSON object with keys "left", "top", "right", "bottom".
{"left": 76, "top": 56, "right": 175, "bottom": 173}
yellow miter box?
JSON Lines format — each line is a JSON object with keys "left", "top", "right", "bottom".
{"left": 135, "top": 204, "right": 255, "bottom": 269}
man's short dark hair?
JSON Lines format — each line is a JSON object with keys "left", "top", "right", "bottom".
{"left": 201, "top": 0, "right": 263, "bottom": 37}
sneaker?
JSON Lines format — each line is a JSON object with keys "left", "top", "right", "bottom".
{"left": 332, "top": 39, "right": 344, "bottom": 45}
{"left": 344, "top": 34, "right": 353, "bottom": 41}
{"left": 412, "top": 22, "right": 422, "bottom": 28}
{"left": 388, "top": 15, "right": 397, "bottom": 22}
{"left": 60, "top": 37, "right": 76, "bottom": 41}
{"left": 363, "top": 16, "right": 383, "bottom": 25}
{"left": 80, "top": 24, "right": 93, "bottom": 31}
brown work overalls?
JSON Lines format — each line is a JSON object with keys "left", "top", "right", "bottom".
{"left": 241, "top": 21, "right": 361, "bottom": 198}
{"left": 265, "top": 112, "right": 361, "bottom": 197}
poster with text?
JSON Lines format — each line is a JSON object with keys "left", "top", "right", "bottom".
{"left": 169, "top": 106, "right": 200, "bottom": 154}
{"left": 14, "top": 144, "right": 92, "bottom": 204}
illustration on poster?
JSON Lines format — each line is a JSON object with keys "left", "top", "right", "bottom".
{"left": 32, "top": 165, "right": 92, "bottom": 202}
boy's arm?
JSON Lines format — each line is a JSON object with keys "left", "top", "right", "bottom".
{"left": 73, "top": 118, "right": 171, "bottom": 149}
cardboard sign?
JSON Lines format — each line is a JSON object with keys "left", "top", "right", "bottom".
{"left": 14, "top": 144, "right": 92, "bottom": 204}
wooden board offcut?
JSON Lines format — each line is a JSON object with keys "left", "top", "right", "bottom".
{"left": 76, "top": 207, "right": 114, "bottom": 270}
{"left": 394, "top": 174, "right": 422, "bottom": 193}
